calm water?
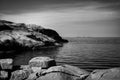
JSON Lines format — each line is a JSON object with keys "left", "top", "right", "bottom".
{"left": 1, "top": 37, "right": 120, "bottom": 71}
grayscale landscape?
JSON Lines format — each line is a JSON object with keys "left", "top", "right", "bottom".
{"left": 0, "top": 0, "right": 120, "bottom": 80}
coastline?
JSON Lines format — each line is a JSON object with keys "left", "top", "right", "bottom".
{"left": 0, "top": 57, "right": 120, "bottom": 80}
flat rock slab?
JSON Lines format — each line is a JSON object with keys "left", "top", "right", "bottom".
{"left": 36, "top": 65, "right": 89, "bottom": 80}
{"left": 29, "top": 57, "right": 56, "bottom": 69}
{"left": 86, "top": 68, "right": 120, "bottom": 80}
{"left": 0, "top": 59, "right": 13, "bottom": 70}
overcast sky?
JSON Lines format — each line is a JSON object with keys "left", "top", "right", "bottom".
{"left": 0, "top": 0, "right": 120, "bottom": 37}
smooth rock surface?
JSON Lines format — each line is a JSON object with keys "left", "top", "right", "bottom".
{"left": 29, "top": 57, "right": 56, "bottom": 68}
{"left": 0, "top": 59, "right": 13, "bottom": 70}
{"left": 86, "top": 68, "right": 120, "bottom": 80}
{"left": 36, "top": 65, "right": 89, "bottom": 80}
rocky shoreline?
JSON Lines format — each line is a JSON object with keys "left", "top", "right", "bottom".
{"left": 0, "top": 57, "right": 120, "bottom": 80}
{"left": 0, "top": 20, "right": 68, "bottom": 51}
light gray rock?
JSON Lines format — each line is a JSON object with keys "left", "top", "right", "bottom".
{"left": 36, "top": 65, "right": 89, "bottom": 80}
{"left": 62, "top": 64, "right": 90, "bottom": 78}
{"left": 86, "top": 68, "right": 120, "bottom": 80}
{"left": 26, "top": 69, "right": 46, "bottom": 80}
{"left": 26, "top": 72, "right": 38, "bottom": 80}
{"left": 31, "top": 67, "right": 42, "bottom": 73}
{"left": 20, "top": 65, "right": 31, "bottom": 70}
{"left": 29, "top": 57, "right": 56, "bottom": 68}
{"left": 0, "top": 70, "right": 8, "bottom": 79}
{"left": 10, "top": 69, "right": 32, "bottom": 80}
{"left": 0, "top": 58, "right": 13, "bottom": 70}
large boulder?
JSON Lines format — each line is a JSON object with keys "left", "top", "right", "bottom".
{"left": 29, "top": 57, "right": 56, "bottom": 69}
{"left": 86, "top": 68, "right": 120, "bottom": 80}
{"left": 0, "top": 59, "right": 13, "bottom": 70}
{"left": 36, "top": 65, "right": 89, "bottom": 80}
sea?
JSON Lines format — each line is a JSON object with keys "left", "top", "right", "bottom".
{"left": 1, "top": 37, "right": 120, "bottom": 71}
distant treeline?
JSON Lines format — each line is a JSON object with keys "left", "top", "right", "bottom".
{"left": 66, "top": 37, "right": 120, "bottom": 44}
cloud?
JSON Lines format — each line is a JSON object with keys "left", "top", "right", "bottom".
{"left": 0, "top": 0, "right": 120, "bottom": 14}
{"left": 0, "top": 0, "right": 120, "bottom": 37}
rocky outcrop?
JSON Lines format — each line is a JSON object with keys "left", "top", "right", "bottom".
{"left": 86, "top": 68, "right": 120, "bottom": 80}
{"left": 0, "top": 57, "right": 120, "bottom": 80}
{"left": 38, "top": 29, "right": 68, "bottom": 43}
{"left": 0, "top": 20, "right": 68, "bottom": 51}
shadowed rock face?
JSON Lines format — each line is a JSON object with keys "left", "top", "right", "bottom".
{"left": 0, "top": 20, "right": 68, "bottom": 51}
{"left": 39, "top": 29, "right": 68, "bottom": 43}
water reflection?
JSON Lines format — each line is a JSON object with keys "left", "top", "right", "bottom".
{"left": 1, "top": 38, "right": 120, "bottom": 71}
{"left": 13, "top": 47, "right": 61, "bottom": 65}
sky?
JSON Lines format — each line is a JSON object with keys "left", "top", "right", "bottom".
{"left": 0, "top": 0, "right": 120, "bottom": 37}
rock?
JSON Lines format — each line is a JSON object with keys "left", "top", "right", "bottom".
{"left": 29, "top": 57, "right": 56, "bottom": 69}
{"left": 86, "top": 68, "right": 120, "bottom": 80}
{"left": 31, "top": 67, "right": 42, "bottom": 73}
{"left": 26, "top": 72, "right": 38, "bottom": 80}
{"left": 20, "top": 65, "right": 31, "bottom": 70}
{"left": 0, "top": 59, "right": 13, "bottom": 70}
{"left": 0, "top": 20, "right": 68, "bottom": 51}
{"left": 39, "top": 29, "right": 68, "bottom": 43}
{"left": 36, "top": 65, "right": 89, "bottom": 80}
{"left": 26, "top": 69, "right": 46, "bottom": 80}
{"left": 0, "top": 71, "right": 8, "bottom": 79}
{"left": 10, "top": 69, "right": 32, "bottom": 80}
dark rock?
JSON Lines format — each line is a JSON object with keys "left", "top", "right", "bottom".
{"left": 29, "top": 57, "right": 56, "bottom": 69}
{"left": 0, "top": 59, "right": 13, "bottom": 70}
{"left": 38, "top": 29, "right": 68, "bottom": 43}
{"left": 86, "top": 68, "right": 120, "bottom": 80}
